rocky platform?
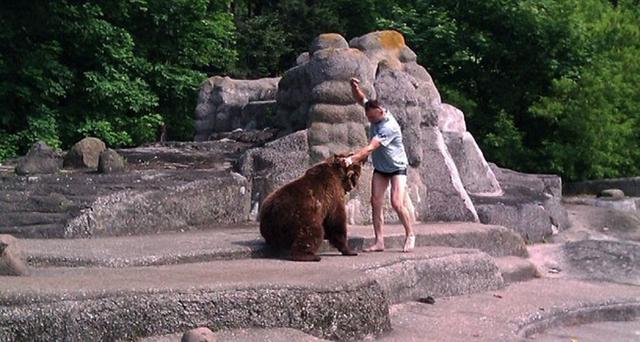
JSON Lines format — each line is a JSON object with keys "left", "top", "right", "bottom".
{"left": 1, "top": 223, "right": 532, "bottom": 341}
{"left": 144, "top": 279, "right": 640, "bottom": 342}
{"left": 0, "top": 141, "right": 255, "bottom": 239}
{"left": 378, "top": 278, "right": 639, "bottom": 342}
{"left": 21, "top": 223, "right": 526, "bottom": 268}
{"left": 1, "top": 215, "right": 639, "bottom": 341}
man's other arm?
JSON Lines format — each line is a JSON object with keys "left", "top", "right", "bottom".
{"left": 350, "top": 78, "right": 366, "bottom": 106}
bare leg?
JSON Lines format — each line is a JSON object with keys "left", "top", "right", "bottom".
{"left": 364, "top": 172, "right": 389, "bottom": 252}
{"left": 391, "top": 175, "right": 415, "bottom": 252}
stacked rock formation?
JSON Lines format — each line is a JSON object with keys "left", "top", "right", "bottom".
{"left": 238, "top": 31, "right": 501, "bottom": 225}
{"left": 196, "top": 30, "right": 567, "bottom": 241}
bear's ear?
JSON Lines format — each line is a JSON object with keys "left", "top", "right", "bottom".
{"left": 330, "top": 155, "right": 342, "bottom": 168}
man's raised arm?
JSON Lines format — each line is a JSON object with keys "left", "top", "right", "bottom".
{"left": 350, "top": 78, "right": 366, "bottom": 106}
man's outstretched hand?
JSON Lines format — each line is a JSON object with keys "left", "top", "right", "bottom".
{"left": 340, "top": 156, "right": 353, "bottom": 168}
{"left": 350, "top": 78, "right": 365, "bottom": 105}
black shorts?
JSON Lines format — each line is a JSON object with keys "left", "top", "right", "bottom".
{"left": 374, "top": 169, "right": 407, "bottom": 177}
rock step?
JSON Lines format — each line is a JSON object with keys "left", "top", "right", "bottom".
{"left": 377, "top": 278, "right": 640, "bottom": 341}
{"left": 21, "top": 222, "right": 526, "bottom": 268}
{"left": 1, "top": 212, "right": 70, "bottom": 226}
{"left": 0, "top": 247, "right": 503, "bottom": 342}
{"left": 1, "top": 169, "right": 251, "bottom": 239}
{"left": 0, "top": 224, "right": 66, "bottom": 239}
{"left": 143, "top": 328, "right": 329, "bottom": 342}
{"left": 495, "top": 256, "right": 540, "bottom": 284}
{"left": 347, "top": 222, "right": 528, "bottom": 258}
{"left": 0, "top": 196, "right": 89, "bottom": 213}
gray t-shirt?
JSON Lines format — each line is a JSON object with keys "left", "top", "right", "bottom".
{"left": 368, "top": 109, "right": 409, "bottom": 173}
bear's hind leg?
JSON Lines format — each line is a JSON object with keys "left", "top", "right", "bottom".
{"left": 324, "top": 208, "right": 357, "bottom": 256}
{"left": 290, "top": 226, "right": 323, "bottom": 262}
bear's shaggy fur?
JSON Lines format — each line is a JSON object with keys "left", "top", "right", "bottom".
{"left": 259, "top": 155, "right": 362, "bottom": 261}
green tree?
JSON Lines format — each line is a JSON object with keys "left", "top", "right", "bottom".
{"left": 375, "top": 0, "right": 592, "bottom": 172}
{"left": 235, "top": 13, "right": 292, "bottom": 78}
{"left": 0, "top": 0, "right": 237, "bottom": 160}
{"left": 230, "top": 0, "right": 400, "bottom": 76}
{"left": 531, "top": 0, "right": 640, "bottom": 180}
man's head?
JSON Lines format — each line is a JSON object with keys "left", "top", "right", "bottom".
{"left": 364, "top": 100, "right": 385, "bottom": 123}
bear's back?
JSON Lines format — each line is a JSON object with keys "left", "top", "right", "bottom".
{"left": 259, "top": 163, "right": 342, "bottom": 248}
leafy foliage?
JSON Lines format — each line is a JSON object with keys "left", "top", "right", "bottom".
{"left": 0, "top": 0, "right": 236, "bottom": 159}
{"left": 530, "top": 1, "right": 640, "bottom": 180}
{"left": 1, "top": 0, "right": 638, "bottom": 182}
{"left": 374, "top": 0, "right": 639, "bottom": 180}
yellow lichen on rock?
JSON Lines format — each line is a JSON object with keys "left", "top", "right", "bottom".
{"left": 319, "top": 33, "right": 344, "bottom": 43}
{"left": 378, "top": 31, "right": 406, "bottom": 50}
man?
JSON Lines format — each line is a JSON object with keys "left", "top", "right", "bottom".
{"left": 342, "top": 78, "right": 415, "bottom": 252}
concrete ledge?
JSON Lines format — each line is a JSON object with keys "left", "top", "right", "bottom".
{"left": 143, "top": 327, "right": 330, "bottom": 342}
{"left": 0, "top": 281, "right": 388, "bottom": 342}
{"left": 347, "top": 222, "right": 527, "bottom": 257}
{"left": 565, "top": 177, "right": 640, "bottom": 197}
{"left": 377, "top": 278, "right": 640, "bottom": 342}
{"left": 22, "top": 223, "right": 527, "bottom": 268}
{"left": 367, "top": 250, "right": 503, "bottom": 304}
{"left": 0, "top": 248, "right": 501, "bottom": 341}
{"left": 518, "top": 301, "right": 640, "bottom": 339}
{"left": 564, "top": 195, "right": 639, "bottom": 213}
{"left": 24, "top": 226, "right": 265, "bottom": 268}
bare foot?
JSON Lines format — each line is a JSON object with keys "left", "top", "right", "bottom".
{"left": 403, "top": 235, "right": 415, "bottom": 252}
{"left": 363, "top": 241, "right": 385, "bottom": 252}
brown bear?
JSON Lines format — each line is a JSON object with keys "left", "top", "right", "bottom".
{"left": 259, "top": 154, "right": 362, "bottom": 261}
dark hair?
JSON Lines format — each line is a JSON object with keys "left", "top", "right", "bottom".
{"left": 364, "top": 99, "right": 382, "bottom": 111}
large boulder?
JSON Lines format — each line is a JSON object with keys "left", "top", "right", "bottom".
{"left": 309, "top": 33, "right": 349, "bottom": 55}
{"left": 194, "top": 76, "right": 280, "bottom": 141}
{"left": 597, "top": 188, "right": 625, "bottom": 199}
{"left": 181, "top": 327, "right": 216, "bottom": 342}
{"left": 15, "top": 142, "right": 62, "bottom": 175}
{"left": 438, "top": 103, "right": 467, "bottom": 133}
{"left": 0, "top": 235, "right": 28, "bottom": 276}
{"left": 63, "top": 137, "right": 106, "bottom": 169}
{"left": 471, "top": 164, "right": 569, "bottom": 242}
{"left": 237, "top": 130, "right": 310, "bottom": 220}
{"left": 64, "top": 170, "right": 251, "bottom": 238}
{"left": 98, "top": 148, "right": 126, "bottom": 174}
{"left": 419, "top": 128, "right": 478, "bottom": 222}
{"left": 443, "top": 131, "right": 502, "bottom": 195}
{"left": 564, "top": 239, "right": 640, "bottom": 285}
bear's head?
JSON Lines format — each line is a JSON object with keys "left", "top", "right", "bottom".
{"left": 328, "top": 154, "right": 362, "bottom": 193}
